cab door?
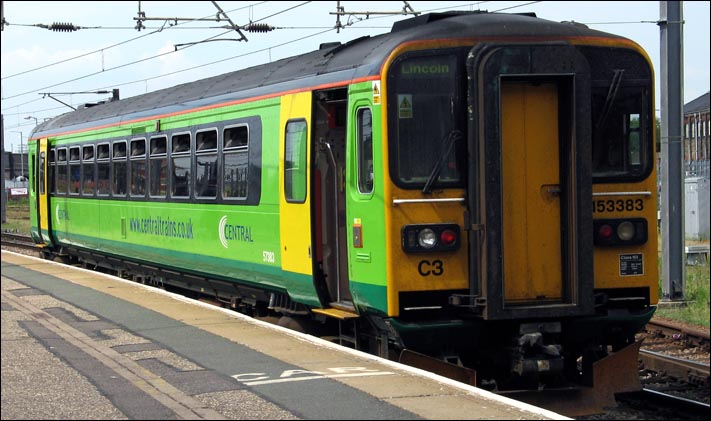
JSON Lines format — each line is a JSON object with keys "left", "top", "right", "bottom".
{"left": 467, "top": 43, "right": 594, "bottom": 320}
{"left": 279, "top": 92, "right": 314, "bottom": 280}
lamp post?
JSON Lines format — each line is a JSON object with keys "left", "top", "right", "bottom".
{"left": 25, "top": 116, "right": 39, "bottom": 126}
{"left": 10, "top": 130, "right": 24, "bottom": 180}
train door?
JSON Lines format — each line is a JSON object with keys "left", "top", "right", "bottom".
{"left": 312, "top": 88, "right": 353, "bottom": 307}
{"left": 35, "top": 138, "right": 53, "bottom": 244}
{"left": 279, "top": 92, "right": 314, "bottom": 279}
{"left": 500, "top": 82, "right": 563, "bottom": 303}
{"left": 467, "top": 43, "right": 594, "bottom": 319}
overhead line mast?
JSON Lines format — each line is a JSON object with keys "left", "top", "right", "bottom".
{"left": 133, "top": 0, "right": 248, "bottom": 41}
{"left": 330, "top": 1, "right": 420, "bottom": 32}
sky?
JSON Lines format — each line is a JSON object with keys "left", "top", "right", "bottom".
{"left": 2, "top": 1, "right": 709, "bottom": 153}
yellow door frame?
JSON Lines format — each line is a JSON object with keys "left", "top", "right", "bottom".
{"left": 279, "top": 92, "right": 313, "bottom": 275}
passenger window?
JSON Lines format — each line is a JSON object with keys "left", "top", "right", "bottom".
{"left": 82, "top": 145, "right": 95, "bottom": 196}
{"left": 112, "top": 142, "right": 127, "bottom": 196}
{"left": 149, "top": 136, "right": 168, "bottom": 198}
{"left": 56, "top": 148, "right": 68, "bottom": 194}
{"left": 284, "top": 120, "right": 308, "bottom": 203}
{"left": 39, "top": 152, "right": 46, "bottom": 195}
{"left": 357, "top": 108, "right": 374, "bottom": 194}
{"left": 69, "top": 147, "right": 81, "bottom": 195}
{"left": 195, "top": 130, "right": 218, "bottom": 199}
{"left": 223, "top": 125, "right": 249, "bottom": 199}
{"left": 48, "top": 149, "right": 56, "bottom": 195}
{"left": 171, "top": 133, "right": 192, "bottom": 198}
{"left": 97, "top": 143, "right": 111, "bottom": 196}
{"left": 130, "top": 138, "right": 146, "bottom": 197}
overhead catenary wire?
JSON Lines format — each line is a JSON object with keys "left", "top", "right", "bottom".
{"left": 1, "top": 1, "right": 273, "bottom": 82}
{"left": 0, "top": 1, "right": 529, "bottom": 105}
{"left": 1, "top": 1, "right": 314, "bottom": 107}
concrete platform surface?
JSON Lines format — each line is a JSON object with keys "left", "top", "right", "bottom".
{"left": 2, "top": 250, "right": 569, "bottom": 420}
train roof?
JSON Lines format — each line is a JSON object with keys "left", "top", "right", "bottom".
{"left": 33, "top": 11, "right": 627, "bottom": 139}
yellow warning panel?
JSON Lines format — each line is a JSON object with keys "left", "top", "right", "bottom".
{"left": 372, "top": 81, "right": 381, "bottom": 105}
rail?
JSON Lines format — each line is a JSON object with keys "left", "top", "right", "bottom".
{"left": 1, "top": 232, "right": 38, "bottom": 253}
{"left": 639, "top": 348, "right": 710, "bottom": 386}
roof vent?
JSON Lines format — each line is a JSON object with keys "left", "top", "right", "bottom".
{"left": 320, "top": 42, "right": 341, "bottom": 50}
{"left": 561, "top": 20, "right": 589, "bottom": 29}
{"left": 391, "top": 11, "right": 484, "bottom": 32}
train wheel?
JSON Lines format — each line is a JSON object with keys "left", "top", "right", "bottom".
{"left": 277, "top": 315, "right": 331, "bottom": 337}
{"left": 277, "top": 316, "right": 311, "bottom": 333}
{"left": 52, "top": 254, "right": 71, "bottom": 265}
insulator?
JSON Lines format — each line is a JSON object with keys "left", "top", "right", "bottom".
{"left": 49, "top": 22, "right": 79, "bottom": 32}
{"left": 244, "top": 23, "right": 274, "bottom": 33}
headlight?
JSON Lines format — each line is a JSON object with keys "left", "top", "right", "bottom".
{"left": 617, "top": 221, "right": 635, "bottom": 241}
{"left": 418, "top": 228, "right": 437, "bottom": 248}
{"left": 402, "top": 224, "right": 461, "bottom": 253}
{"left": 593, "top": 218, "right": 647, "bottom": 246}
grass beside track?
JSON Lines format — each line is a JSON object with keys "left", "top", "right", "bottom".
{"left": 2, "top": 196, "right": 30, "bottom": 234}
{"left": 656, "top": 259, "right": 710, "bottom": 328}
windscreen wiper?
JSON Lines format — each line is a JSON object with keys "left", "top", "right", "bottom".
{"left": 595, "top": 69, "right": 625, "bottom": 131}
{"left": 422, "top": 130, "right": 462, "bottom": 194}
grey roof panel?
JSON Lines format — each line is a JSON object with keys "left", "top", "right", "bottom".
{"left": 34, "top": 11, "right": 628, "bottom": 139}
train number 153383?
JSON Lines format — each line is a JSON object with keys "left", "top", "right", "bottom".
{"left": 593, "top": 199, "right": 644, "bottom": 213}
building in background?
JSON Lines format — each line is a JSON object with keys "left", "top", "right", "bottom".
{"left": 685, "top": 176, "right": 709, "bottom": 240}
{"left": 2, "top": 150, "right": 28, "bottom": 182}
{"left": 683, "top": 91, "right": 710, "bottom": 179}
{"left": 682, "top": 91, "right": 710, "bottom": 240}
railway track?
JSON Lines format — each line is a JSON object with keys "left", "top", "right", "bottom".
{"left": 639, "top": 318, "right": 709, "bottom": 387}
{"left": 609, "top": 388, "right": 711, "bottom": 420}
{"left": 645, "top": 318, "right": 710, "bottom": 350}
{"left": 640, "top": 348, "right": 709, "bottom": 388}
{"left": 636, "top": 318, "right": 710, "bottom": 414}
{"left": 3, "top": 233, "right": 709, "bottom": 419}
{"left": 1, "top": 232, "right": 39, "bottom": 253}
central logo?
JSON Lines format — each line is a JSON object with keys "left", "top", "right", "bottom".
{"left": 219, "top": 216, "right": 229, "bottom": 248}
{"left": 55, "top": 205, "right": 69, "bottom": 223}
{"left": 219, "top": 215, "right": 254, "bottom": 249}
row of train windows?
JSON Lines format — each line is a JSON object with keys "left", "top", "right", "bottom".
{"left": 47, "top": 125, "right": 250, "bottom": 200}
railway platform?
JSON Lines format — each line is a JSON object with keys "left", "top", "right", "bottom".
{"left": 1, "top": 250, "right": 568, "bottom": 420}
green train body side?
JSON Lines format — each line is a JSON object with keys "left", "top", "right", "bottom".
{"left": 29, "top": 83, "right": 390, "bottom": 313}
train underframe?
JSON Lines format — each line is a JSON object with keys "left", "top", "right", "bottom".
{"left": 40, "top": 244, "right": 654, "bottom": 395}
{"left": 379, "top": 304, "right": 655, "bottom": 392}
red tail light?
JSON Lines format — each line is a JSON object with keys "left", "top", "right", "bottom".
{"left": 598, "top": 224, "right": 613, "bottom": 240}
{"left": 594, "top": 218, "right": 648, "bottom": 246}
{"left": 402, "top": 224, "right": 460, "bottom": 253}
{"left": 440, "top": 229, "right": 457, "bottom": 246}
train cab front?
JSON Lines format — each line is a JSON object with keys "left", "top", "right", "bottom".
{"left": 380, "top": 46, "right": 476, "bottom": 364}
{"left": 381, "top": 39, "right": 658, "bottom": 393}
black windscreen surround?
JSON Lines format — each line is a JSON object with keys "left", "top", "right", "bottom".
{"left": 387, "top": 51, "right": 467, "bottom": 190}
{"left": 582, "top": 47, "right": 654, "bottom": 183}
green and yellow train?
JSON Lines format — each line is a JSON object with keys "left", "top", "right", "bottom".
{"left": 27, "top": 11, "right": 658, "bottom": 391}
